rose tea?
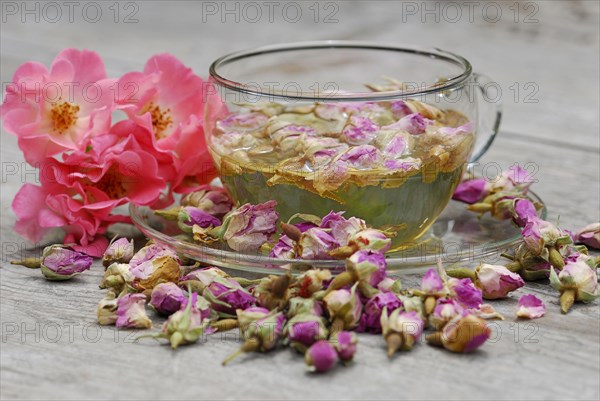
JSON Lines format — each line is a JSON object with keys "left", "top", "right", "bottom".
{"left": 208, "top": 99, "right": 474, "bottom": 246}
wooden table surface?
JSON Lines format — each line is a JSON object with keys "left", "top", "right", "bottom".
{"left": 1, "top": 1, "right": 599, "bottom": 400}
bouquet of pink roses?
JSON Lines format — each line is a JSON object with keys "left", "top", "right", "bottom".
{"left": 1, "top": 49, "right": 218, "bottom": 256}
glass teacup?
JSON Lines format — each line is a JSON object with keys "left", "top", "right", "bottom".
{"left": 205, "top": 41, "right": 501, "bottom": 248}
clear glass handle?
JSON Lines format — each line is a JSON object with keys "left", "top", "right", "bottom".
{"left": 470, "top": 72, "right": 502, "bottom": 163}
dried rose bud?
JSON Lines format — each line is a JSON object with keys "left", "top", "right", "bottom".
{"left": 452, "top": 178, "right": 488, "bottom": 204}
{"left": 475, "top": 263, "right": 525, "bottom": 299}
{"left": 398, "top": 294, "right": 425, "bottom": 318}
{"left": 350, "top": 229, "right": 392, "bottom": 253}
{"left": 97, "top": 290, "right": 119, "bottom": 325}
{"left": 293, "top": 269, "right": 332, "bottom": 298}
{"left": 181, "top": 187, "right": 233, "bottom": 217}
{"left": 287, "top": 297, "right": 323, "bottom": 318}
{"left": 421, "top": 268, "right": 444, "bottom": 293}
{"left": 217, "top": 200, "right": 279, "bottom": 252}
{"left": 40, "top": 245, "right": 93, "bottom": 281}
{"left": 359, "top": 292, "right": 403, "bottom": 334}
{"left": 429, "top": 298, "right": 464, "bottom": 330}
{"left": 10, "top": 245, "right": 95, "bottom": 281}
{"left": 421, "top": 268, "right": 445, "bottom": 314}
{"left": 179, "top": 266, "right": 229, "bottom": 292}
{"left": 203, "top": 277, "right": 257, "bottom": 315}
{"left": 512, "top": 198, "right": 539, "bottom": 228}
{"left": 574, "top": 223, "right": 600, "bottom": 250}
{"left": 550, "top": 256, "right": 599, "bottom": 314}
{"left": 223, "top": 311, "right": 286, "bottom": 365}
{"left": 253, "top": 273, "right": 291, "bottom": 310}
{"left": 522, "top": 218, "right": 571, "bottom": 266}
{"left": 99, "top": 263, "right": 135, "bottom": 293}
{"left": 269, "top": 235, "right": 296, "bottom": 259}
{"left": 181, "top": 291, "right": 214, "bottom": 322}
{"left": 331, "top": 331, "right": 358, "bottom": 362}
{"left": 147, "top": 292, "right": 208, "bottom": 349}
{"left": 178, "top": 206, "right": 221, "bottom": 233}
{"left": 150, "top": 282, "right": 186, "bottom": 316}
{"left": 236, "top": 307, "right": 270, "bottom": 331}
{"left": 297, "top": 228, "right": 340, "bottom": 259}
{"left": 377, "top": 277, "right": 402, "bottom": 293}
{"left": 516, "top": 294, "right": 546, "bottom": 319}
{"left": 346, "top": 249, "right": 387, "bottom": 287}
{"left": 130, "top": 243, "right": 179, "bottom": 268}
{"left": 284, "top": 313, "right": 328, "bottom": 352}
{"left": 447, "top": 278, "right": 483, "bottom": 309}
{"left": 102, "top": 238, "right": 134, "bottom": 267}
{"left": 130, "top": 254, "right": 181, "bottom": 292}
{"left": 380, "top": 309, "right": 424, "bottom": 356}
{"left": 320, "top": 211, "right": 367, "bottom": 245}
{"left": 427, "top": 313, "right": 490, "bottom": 353}
{"left": 305, "top": 340, "right": 338, "bottom": 373}
{"left": 116, "top": 293, "right": 152, "bottom": 329}
{"left": 323, "top": 284, "right": 362, "bottom": 333}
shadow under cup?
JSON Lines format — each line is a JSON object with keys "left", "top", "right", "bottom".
{"left": 205, "top": 41, "right": 501, "bottom": 248}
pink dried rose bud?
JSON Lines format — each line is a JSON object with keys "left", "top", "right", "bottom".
{"left": 220, "top": 200, "right": 279, "bottom": 252}
{"left": 236, "top": 306, "right": 270, "bottom": 331}
{"left": 345, "top": 249, "right": 387, "bottom": 287}
{"left": 516, "top": 294, "right": 546, "bottom": 319}
{"left": 380, "top": 309, "right": 424, "bottom": 356}
{"left": 475, "top": 263, "right": 525, "bottom": 299}
{"left": 429, "top": 298, "right": 464, "bottom": 330}
{"left": 179, "top": 266, "right": 229, "bottom": 292}
{"left": 130, "top": 243, "right": 179, "bottom": 269}
{"left": 521, "top": 218, "right": 567, "bottom": 257}
{"left": 574, "top": 223, "right": 600, "bottom": 250}
{"left": 97, "top": 290, "right": 119, "bottom": 326}
{"left": 331, "top": 331, "right": 358, "bottom": 362}
{"left": 253, "top": 273, "right": 292, "bottom": 310}
{"left": 323, "top": 284, "right": 362, "bottom": 332}
{"left": 116, "top": 293, "right": 152, "bottom": 329}
{"left": 99, "top": 263, "right": 135, "bottom": 293}
{"left": 102, "top": 237, "right": 134, "bottom": 267}
{"left": 287, "top": 297, "right": 324, "bottom": 318}
{"left": 350, "top": 229, "right": 392, "bottom": 253}
{"left": 452, "top": 178, "right": 488, "bottom": 204}
{"left": 181, "top": 187, "right": 233, "bottom": 217}
{"left": 223, "top": 312, "right": 286, "bottom": 365}
{"left": 550, "top": 256, "right": 599, "bottom": 314}
{"left": 512, "top": 198, "right": 539, "bottom": 228}
{"left": 147, "top": 292, "right": 208, "bottom": 349}
{"left": 284, "top": 313, "right": 329, "bottom": 352}
{"left": 297, "top": 228, "right": 340, "bottom": 259}
{"left": 129, "top": 254, "right": 181, "bottom": 292}
{"left": 447, "top": 278, "right": 483, "bottom": 309}
{"left": 178, "top": 206, "right": 221, "bottom": 232}
{"left": 203, "top": 277, "right": 257, "bottom": 315}
{"left": 421, "top": 268, "right": 444, "bottom": 294}
{"left": 377, "top": 277, "right": 402, "bottom": 293}
{"left": 305, "top": 340, "right": 338, "bottom": 373}
{"left": 320, "top": 211, "right": 367, "bottom": 246}
{"left": 150, "top": 282, "right": 187, "bottom": 316}
{"left": 42, "top": 245, "right": 93, "bottom": 281}
{"left": 293, "top": 269, "right": 332, "bottom": 299}
{"left": 359, "top": 292, "right": 403, "bottom": 334}
{"left": 427, "top": 313, "right": 490, "bottom": 353}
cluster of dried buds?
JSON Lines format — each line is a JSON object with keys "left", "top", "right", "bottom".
{"left": 10, "top": 182, "right": 599, "bottom": 374}
{"left": 454, "top": 167, "right": 600, "bottom": 314}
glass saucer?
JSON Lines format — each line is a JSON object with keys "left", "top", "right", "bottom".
{"left": 129, "top": 192, "right": 545, "bottom": 276}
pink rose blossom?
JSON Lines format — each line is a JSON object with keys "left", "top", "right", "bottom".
{"left": 115, "top": 53, "right": 217, "bottom": 192}
{"left": 0, "top": 49, "right": 115, "bottom": 164}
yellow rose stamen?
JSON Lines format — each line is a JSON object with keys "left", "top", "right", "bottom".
{"left": 50, "top": 99, "right": 80, "bottom": 134}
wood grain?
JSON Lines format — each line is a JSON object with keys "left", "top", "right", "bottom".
{"left": 1, "top": 1, "right": 599, "bottom": 400}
